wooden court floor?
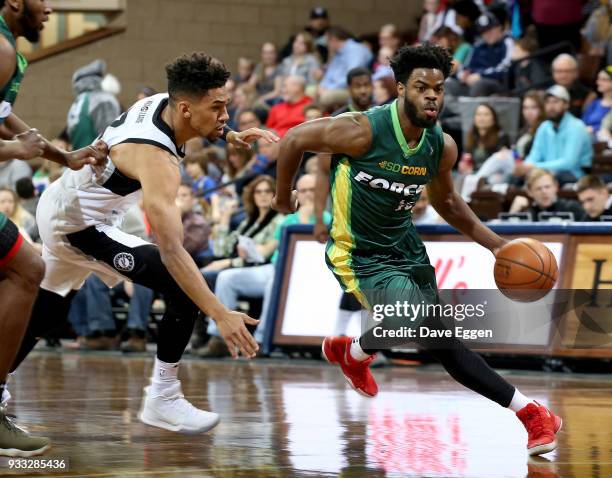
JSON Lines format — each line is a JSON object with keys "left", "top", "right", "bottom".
{"left": 1, "top": 351, "right": 611, "bottom": 477}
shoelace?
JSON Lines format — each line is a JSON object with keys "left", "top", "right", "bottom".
{"left": 0, "top": 411, "right": 26, "bottom": 436}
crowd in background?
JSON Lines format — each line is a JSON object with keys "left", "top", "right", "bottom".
{"left": 2, "top": 0, "right": 612, "bottom": 357}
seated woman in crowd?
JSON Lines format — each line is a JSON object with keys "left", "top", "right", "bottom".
{"left": 278, "top": 31, "right": 322, "bottom": 95}
{"left": 249, "top": 42, "right": 283, "bottom": 104}
{"left": 203, "top": 175, "right": 284, "bottom": 279}
{"left": 0, "top": 187, "right": 38, "bottom": 244}
{"left": 474, "top": 91, "right": 545, "bottom": 185}
{"left": 582, "top": 66, "right": 612, "bottom": 134}
{"left": 228, "top": 82, "right": 258, "bottom": 130}
{"left": 458, "top": 103, "right": 510, "bottom": 175}
{"left": 373, "top": 76, "right": 397, "bottom": 106}
{"left": 183, "top": 152, "right": 218, "bottom": 203}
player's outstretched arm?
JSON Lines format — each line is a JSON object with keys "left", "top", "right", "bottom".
{"left": 428, "top": 133, "right": 507, "bottom": 255}
{"left": 273, "top": 113, "right": 371, "bottom": 214}
{"left": 117, "top": 144, "right": 260, "bottom": 358}
{"left": 3, "top": 113, "right": 108, "bottom": 169}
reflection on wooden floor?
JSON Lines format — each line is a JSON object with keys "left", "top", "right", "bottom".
{"left": 1, "top": 352, "right": 611, "bottom": 477}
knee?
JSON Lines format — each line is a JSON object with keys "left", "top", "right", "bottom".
{"left": 215, "top": 268, "right": 238, "bottom": 292}
{"left": 16, "top": 254, "right": 45, "bottom": 292}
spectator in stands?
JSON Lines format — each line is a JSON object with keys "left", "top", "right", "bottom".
{"left": 372, "top": 46, "right": 395, "bottom": 81}
{"left": 197, "top": 176, "right": 285, "bottom": 356}
{"left": 448, "top": 12, "right": 514, "bottom": 97}
{"left": 459, "top": 103, "right": 510, "bottom": 174}
{"left": 474, "top": 91, "right": 546, "bottom": 184}
{"left": 176, "top": 184, "right": 211, "bottom": 260}
{"left": 576, "top": 174, "right": 612, "bottom": 221}
{"left": 32, "top": 137, "right": 68, "bottom": 194}
{"left": 265, "top": 75, "right": 313, "bottom": 137}
{"left": 412, "top": 187, "right": 442, "bottom": 225}
{"left": 250, "top": 42, "right": 282, "bottom": 102}
{"left": 66, "top": 59, "right": 121, "bottom": 150}
{"left": 281, "top": 7, "right": 330, "bottom": 63}
{"left": 0, "top": 157, "right": 31, "bottom": 190}
{"left": 583, "top": 0, "right": 612, "bottom": 62}
{"left": 378, "top": 23, "right": 401, "bottom": 52}
{"left": 516, "top": 85, "right": 592, "bottom": 184}
{"left": 304, "top": 103, "right": 325, "bottom": 121}
{"left": 199, "top": 174, "right": 329, "bottom": 357}
{"left": 228, "top": 83, "right": 257, "bottom": 130}
{"left": 373, "top": 76, "right": 397, "bottom": 106}
{"left": 432, "top": 0, "right": 481, "bottom": 44}
{"left": 432, "top": 25, "right": 472, "bottom": 71}
{"left": 184, "top": 153, "right": 217, "bottom": 202}
{"left": 15, "top": 177, "right": 38, "bottom": 218}
{"left": 333, "top": 67, "right": 373, "bottom": 115}
{"left": 418, "top": 0, "right": 443, "bottom": 42}
{"left": 582, "top": 67, "right": 612, "bottom": 134}
{"left": 236, "top": 109, "right": 262, "bottom": 131}
{"left": 0, "top": 187, "right": 37, "bottom": 242}
{"left": 508, "top": 35, "right": 550, "bottom": 94}
{"left": 279, "top": 31, "right": 322, "bottom": 91}
{"left": 551, "top": 54, "right": 596, "bottom": 117}
{"left": 319, "top": 26, "right": 373, "bottom": 105}
{"left": 531, "top": 0, "right": 584, "bottom": 56}
{"left": 233, "top": 56, "right": 255, "bottom": 85}
{"left": 510, "top": 168, "right": 584, "bottom": 220}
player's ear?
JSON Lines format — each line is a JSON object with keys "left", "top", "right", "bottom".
{"left": 177, "top": 101, "right": 191, "bottom": 119}
{"left": 396, "top": 81, "right": 404, "bottom": 97}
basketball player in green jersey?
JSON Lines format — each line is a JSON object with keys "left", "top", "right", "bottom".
{"left": 274, "top": 43, "right": 562, "bottom": 455}
{"left": 0, "top": 0, "right": 106, "bottom": 456}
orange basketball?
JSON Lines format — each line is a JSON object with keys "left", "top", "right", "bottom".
{"left": 494, "top": 238, "right": 559, "bottom": 302}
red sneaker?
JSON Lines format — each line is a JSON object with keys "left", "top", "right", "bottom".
{"left": 516, "top": 402, "right": 562, "bottom": 455}
{"left": 321, "top": 336, "right": 378, "bottom": 397}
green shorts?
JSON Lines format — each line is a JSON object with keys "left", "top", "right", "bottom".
{"left": 325, "top": 248, "right": 438, "bottom": 310}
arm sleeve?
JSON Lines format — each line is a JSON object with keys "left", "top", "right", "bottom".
{"left": 525, "top": 127, "right": 545, "bottom": 165}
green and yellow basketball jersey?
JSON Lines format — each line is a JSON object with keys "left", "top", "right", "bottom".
{"left": 327, "top": 99, "right": 444, "bottom": 267}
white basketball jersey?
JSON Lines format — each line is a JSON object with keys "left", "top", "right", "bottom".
{"left": 40, "top": 93, "right": 185, "bottom": 234}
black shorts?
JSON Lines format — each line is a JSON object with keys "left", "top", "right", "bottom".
{"left": 0, "top": 218, "right": 23, "bottom": 267}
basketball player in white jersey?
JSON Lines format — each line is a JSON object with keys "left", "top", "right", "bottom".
{"left": 7, "top": 53, "right": 278, "bottom": 435}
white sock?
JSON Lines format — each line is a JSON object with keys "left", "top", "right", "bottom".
{"left": 334, "top": 310, "right": 353, "bottom": 336}
{"left": 508, "top": 388, "right": 536, "bottom": 412}
{"left": 349, "top": 338, "right": 371, "bottom": 362}
{"left": 150, "top": 358, "right": 180, "bottom": 394}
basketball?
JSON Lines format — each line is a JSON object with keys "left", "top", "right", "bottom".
{"left": 494, "top": 238, "right": 559, "bottom": 302}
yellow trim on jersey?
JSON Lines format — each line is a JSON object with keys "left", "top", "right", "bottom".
{"left": 328, "top": 158, "right": 370, "bottom": 309}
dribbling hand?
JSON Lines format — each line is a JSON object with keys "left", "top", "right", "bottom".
{"left": 215, "top": 310, "right": 260, "bottom": 359}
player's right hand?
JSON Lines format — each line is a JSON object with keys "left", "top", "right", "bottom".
{"left": 313, "top": 220, "right": 329, "bottom": 244}
{"left": 214, "top": 310, "right": 260, "bottom": 359}
{"left": 272, "top": 190, "right": 298, "bottom": 214}
{"left": 65, "top": 139, "right": 109, "bottom": 170}
{"left": 13, "top": 128, "right": 45, "bottom": 160}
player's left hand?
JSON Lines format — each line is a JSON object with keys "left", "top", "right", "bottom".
{"left": 229, "top": 128, "right": 279, "bottom": 150}
{"left": 65, "top": 139, "right": 109, "bottom": 170}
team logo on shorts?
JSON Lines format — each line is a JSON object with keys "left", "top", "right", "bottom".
{"left": 113, "top": 252, "right": 135, "bottom": 272}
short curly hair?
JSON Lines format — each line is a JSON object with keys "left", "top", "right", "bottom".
{"left": 390, "top": 43, "right": 452, "bottom": 84}
{"left": 165, "top": 52, "right": 230, "bottom": 101}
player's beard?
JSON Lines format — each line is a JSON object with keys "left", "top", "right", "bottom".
{"left": 20, "top": 1, "right": 41, "bottom": 43}
{"left": 403, "top": 91, "right": 441, "bottom": 129}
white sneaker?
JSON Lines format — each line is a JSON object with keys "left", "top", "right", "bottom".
{"left": 138, "top": 382, "right": 220, "bottom": 434}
